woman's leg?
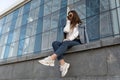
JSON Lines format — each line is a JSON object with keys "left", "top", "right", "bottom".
{"left": 52, "top": 41, "right": 62, "bottom": 51}
{"left": 38, "top": 40, "right": 80, "bottom": 67}
{"left": 51, "top": 40, "right": 80, "bottom": 66}
{"left": 38, "top": 41, "right": 65, "bottom": 66}
{"left": 54, "top": 40, "right": 80, "bottom": 57}
{"left": 54, "top": 41, "right": 80, "bottom": 77}
{"left": 52, "top": 41, "right": 64, "bottom": 60}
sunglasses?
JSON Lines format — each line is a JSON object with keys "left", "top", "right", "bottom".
{"left": 67, "top": 13, "right": 73, "bottom": 20}
{"left": 68, "top": 13, "right": 73, "bottom": 17}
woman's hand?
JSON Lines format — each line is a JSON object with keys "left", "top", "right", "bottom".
{"left": 63, "top": 39, "right": 70, "bottom": 42}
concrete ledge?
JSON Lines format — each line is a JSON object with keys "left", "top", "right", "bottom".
{"left": 0, "top": 37, "right": 120, "bottom": 66}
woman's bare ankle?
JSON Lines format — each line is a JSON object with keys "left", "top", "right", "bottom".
{"left": 59, "top": 59, "right": 66, "bottom": 66}
{"left": 50, "top": 53, "right": 57, "bottom": 60}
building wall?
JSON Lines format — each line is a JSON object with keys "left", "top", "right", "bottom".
{"left": 0, "top": 0, "right": 120, "bottom": 61}
{"left": 0, "top": 0, "right": 120, "bottom": 80}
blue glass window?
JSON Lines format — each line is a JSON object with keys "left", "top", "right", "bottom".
{"left": 52, "top": 0, "right": 61, "bottom": 12}
{"left": 17, "top": 39, "right": 24, "bottom": 56}
{"left": 5, "top": 13, "right": 13, "bottom": 23}
{"left": 28, "top": 7, "right": 39, "bottom": 22}
{"left": 67, "top": 0, "right": 74, "bottom": 5}
{"left": 30, "top": 0, "right": 41, "bottom": 10}
{"left": 18, "top": 6, "right": 24, "bottom": 16}
{"left": 43, "top": 15, "right": 51, "bottom": 32}
{"left": 100, "top": 0, "right": 109, "bottom": 12}
{"left": 44, "top": 1, "right": 52, "bottom": 16}
{"left": 15, "top": 16, "right": 22, "bottom": 29}
{"left": 41, "top": 31, "right": 50, "bottom": 51}
{"left": 100, "top": 12, "right": 113, "bottom": 38}
{"left": 116, "top": 0, "right": 120, "bottom": 7}
{"left": 1, "top": 34, "right": 8, "bottom": 46}
{"left": 12, "top": 28, "right": 20, "bottom": 42}
{"left": 48, "top": 29, "right": 57, "bottom": 49}
{"left": 0, "top": 46, "right": 5, "bottom": 59}
{"left": 21, "top": 13, "right": 29, "bottom": 26}
{"left": 111, "top": 9, "right": 120, "bottom": 35}
{"left": 117, "top": 8, "right": 120, "bottom": 29}
{"left": 34, "top": 0, "right": 44, "bottom": 53}
{"left": 8, "top": 42, "right": 19, "bottom": 58}
{"left": 23, "top": 2, "right": 31, "bottom": 14}
{"left": 109, "top": 0, "right": 116, "bottom": 9}
{"left": 26, "top": 21, "right": 37, "bottom": 37}
{"left": 27, "top": 36, "right": 35, "bottom": 54}
{"left": 74, "top": 0, "right": 86, "bottom": 19}
{"left": 86, "top": 0, "right": 100, "bottom": 41}
{"left": 51, "top": 11, "right": 59, "bottom": 29}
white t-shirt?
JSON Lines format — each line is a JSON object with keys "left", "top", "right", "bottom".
{"left": 63, "top": 20, "right": 79, "bottom": 41}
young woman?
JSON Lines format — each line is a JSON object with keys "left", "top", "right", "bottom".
{"left": 38, "top": 10, "right": 82, "bottom": 77}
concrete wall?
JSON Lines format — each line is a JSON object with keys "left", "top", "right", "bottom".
{"left": 0, "top": 37, "right": 120, "bottom": 80}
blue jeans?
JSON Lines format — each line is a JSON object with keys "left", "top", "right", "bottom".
{"left": 52, "top": 39, "right": 81, "bottom": 60}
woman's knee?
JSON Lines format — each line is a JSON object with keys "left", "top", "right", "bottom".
{"left": 62, "top": 41, "right": 69, "bottom": 47}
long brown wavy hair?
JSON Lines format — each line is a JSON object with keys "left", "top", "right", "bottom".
{"left": 67, "top": 10, "right": 82, "bottom": 30}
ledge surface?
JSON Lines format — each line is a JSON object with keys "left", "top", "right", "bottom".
{"left": 0, "top": 37, "right": 120, "bottom": 66}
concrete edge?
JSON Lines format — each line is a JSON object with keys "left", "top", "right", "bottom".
{"left": 0, "top": 37, "right": 120, "bottom": 66}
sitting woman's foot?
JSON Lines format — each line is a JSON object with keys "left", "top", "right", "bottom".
{"left": 60, "top": 62, "right": 70, "bottom": 77}
{"left": 38, "top": 56, "right": 55, "bottom": 67}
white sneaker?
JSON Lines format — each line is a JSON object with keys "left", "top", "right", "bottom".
{"left": 38, "top": 56, "right": 55, "bottom": 67}
{"left": 60, "top": 62, "right": 70, "bottom": 77}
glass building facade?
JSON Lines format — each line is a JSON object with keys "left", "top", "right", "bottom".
{"left": 0, "top": 0, "right": 120, "bottom": 60}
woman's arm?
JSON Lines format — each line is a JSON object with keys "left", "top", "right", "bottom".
{"left": 68, "top": 26, "right": 79, "bottom": 41}
{"left": 63, "top": 19, "right": 70, "bottom": 33}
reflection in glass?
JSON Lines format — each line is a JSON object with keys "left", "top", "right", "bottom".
{"left": 8, "top": 43, "right": 14, "bottom": 57}
{"left": 0, "top": 47, "right": 2, "bottom": 58}
{"left": 100, "top": 12, "right": 113, "bottom": 38}
{"left": 0, "top": 34, "right": 8, "bottom": 46}
{"left": 28, "top": 36, "right": 35, "bottom": 54}
{"left": 41, "top": 32, "right": 50, "bottom": 51}
{"left": 12, "top": 28, "right": 20, "bottom": 42}
{"left": 5, "top": 13, "right": 13, "bottom": 23}
{"left": 52, "top": 0, "right": 61, "bottom": 12}
{"left": 29, "top": 7, "right": 39, "bottom": 21}
{"left": 26, "top": 21, "right": 37, "bottom": 37}
{"left": 43, "top": 15, "right": 51, "bottom": 32}
{"left": 44, "top": 1, "right": 52, "bottom": 16}
{"left": 117, "top": 8, "right": 120, "bottom": 29}
{"left": 9, "top": 42, "right": 19, "bottom": 57}
{"left": 49, "top": 29, "right": 57, "bottom": 49}
{"left": 109, "top": 0, "right": 116, "bottom": 9}
{"left": 23, "top": 38, "right": 30, "bottom": 54}
{"left": 68, "top": 0, "right": 74, "bottom": 5}
{"left": 116, "top": 0, "right": 120, "bottom": 7}
{"left": 15, "top": 16, "right": 22, "bottom": 28}
{"left": 74, "top": 0, "right": 86, "bottom": 19}
{"left": 30, "top": 0, "right": 41, "bottom": 10}
{"left": 0, "top": 46, "right": 5, "bottom": 59}
{"left": 111, "top": 10, "right": 119, "bottom": 35}
{"left": 51, "top": 11, "right": 59, "bottom": 29}
{"left": 2, "top": 22, "right": 11, "bottom": 34}
{"left": 100, "top": 0, "right": 109, "bottom": 12}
